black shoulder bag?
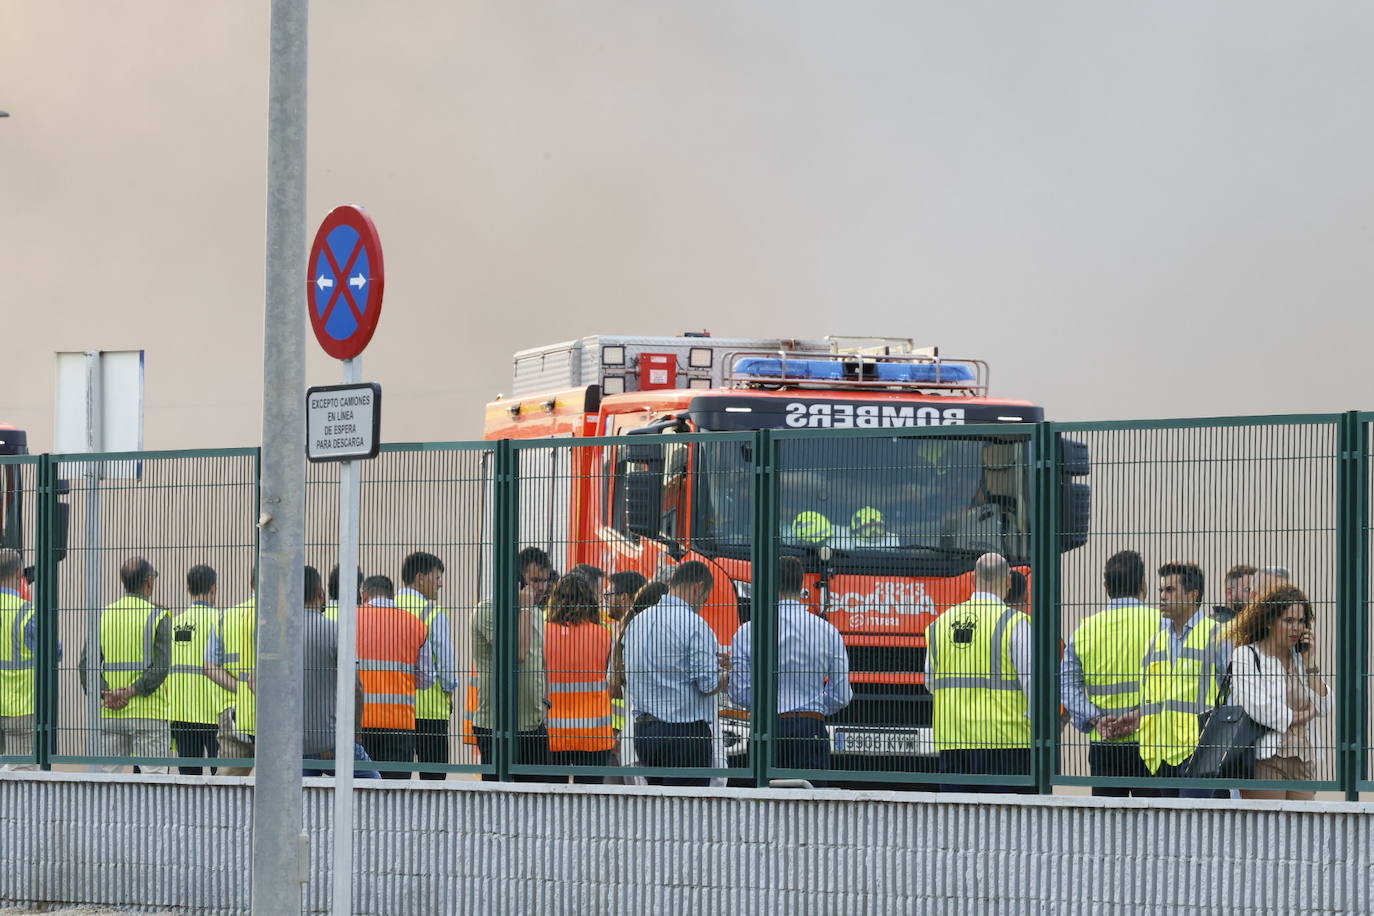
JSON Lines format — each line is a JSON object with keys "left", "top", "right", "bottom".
{"left": 1181, "top": 646, "right": 1267, "bottom": 780}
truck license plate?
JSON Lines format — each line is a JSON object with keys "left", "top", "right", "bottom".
{"left": 832, "top": 727, "right": 935, "bottom": 757}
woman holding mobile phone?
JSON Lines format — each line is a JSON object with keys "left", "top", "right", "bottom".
{"left": 1226, "top": 584, "right": 1329, "bottom": 800}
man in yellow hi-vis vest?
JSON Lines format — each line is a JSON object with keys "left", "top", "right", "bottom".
{"left": 202, "top": 568, "right": 256, "bottom": 776}
{"left": 396, "top": 551, "right": 458, "bottom": 781}
{"left": 1138, "top": 561, "right": 1230, "bottom": 798}
{"left": 79, "top": 557, "right": 172, "bottom": 772}
{"left": 168, "top": 564, "right": 231, "bottom": 775}
{"left": 1061, "top": 550, "right": 1162, "bottom": 797}
{"left": 925, "top": 553, "right": 1033, "bottom": 794}
{"left": 0, "top": 549, "right": 47, "bottom": 771}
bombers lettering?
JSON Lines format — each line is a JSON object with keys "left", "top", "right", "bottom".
{"left": 784, "top": 403, "right": 966, "bottom": 429}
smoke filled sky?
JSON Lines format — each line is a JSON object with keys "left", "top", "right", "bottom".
{"left": 2, "top": 3, "right": 1371, "bottom": 449}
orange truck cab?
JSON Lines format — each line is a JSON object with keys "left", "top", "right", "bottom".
{"left": 482, "top": 334, "right": 1089, "bottom": 775}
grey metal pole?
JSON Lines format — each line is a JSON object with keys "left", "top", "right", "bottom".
{"left": 80, "top": 351, "right": 104, "bottom": 765}
{"left": 332, "top": 357, "right": 361, "bottom": 916}
{"left": 253, "top": 1, "right": 309, "bottom": 914}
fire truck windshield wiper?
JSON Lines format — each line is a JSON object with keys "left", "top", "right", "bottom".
{"left": 899, "top": 544, "right": 988, "bottom": 558}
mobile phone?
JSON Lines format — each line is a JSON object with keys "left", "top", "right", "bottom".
{"left": 1295, "top": 639, "right": 1310, "bottom": 655}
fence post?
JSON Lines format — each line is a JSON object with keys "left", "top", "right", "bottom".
{"left": 1336, "top": 411, "right": 1367, "bottom": 800}
{"left": 1029, "top": 422, "right": 1062, "bottom": 794}
{"left": 492, "top": 439, "right": 518, "bottom": 782}
{"left": 34, "top": 454, "right": 57, "bottom": 770}
{"left": 749, "top": 429, "right": 777, "bottom": 787}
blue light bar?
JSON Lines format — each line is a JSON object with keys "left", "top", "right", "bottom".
{"left": 732, "top": 357, "right": 975, "bottom": 383}
{"left": 733, "top": 358, "right": 843, "bottom": 379}
{"left": 874, "top": 362, "right": 975, "bottom": 382}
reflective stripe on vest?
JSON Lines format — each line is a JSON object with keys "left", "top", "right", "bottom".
{"left": 928, "top": 598, "right": 1030, "bottom": 751}
{"left": 545, "top": 621, "right": 614, "bottom": 753}
{"left": 1138, "top": 617, "right": 1221, "bottom": 772}
{"left": 398, "top": 595, "right": 454, "bottom": 720}
{"left": 0, "top": 598, "right": 35, "bottom": 717}
{"left": 99, "top": 596, "right": 170, "bottom": 721}
{"left": 1072, "top": 602, "right": 1160, "bottom": 742}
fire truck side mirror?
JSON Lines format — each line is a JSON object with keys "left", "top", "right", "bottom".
{"left": 52, "top": 500, "right": 71, "bottom": 562}
{"left": 620, "top": 443, "right": 665, "bottom": 539}
{"left": 1058, "top": 438, "right": 1091, "bottom": 552}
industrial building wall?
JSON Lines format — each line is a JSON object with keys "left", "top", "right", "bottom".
{"left": 3, "top": 773, "right": 1371, "bottom": 915}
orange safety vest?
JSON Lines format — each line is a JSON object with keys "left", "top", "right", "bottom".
{"left": 461, "top": 665, "right": 479, "bottom": 747}
{"left": 357, "top": 603, "right": 428, "bottom": 731}
{"left": 544, "top": 620, "right": 613, "bottom": 753}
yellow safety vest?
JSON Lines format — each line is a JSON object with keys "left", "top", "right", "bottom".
{"left": 397, "top": 592, "right": 451, "bottom": 720}
{"left": 99, "top": 595, "right": 170, "bottom": 720}
{"left": 0, "top": 593, "right": 35, "bottom": 718}
{"left": 928, "top": 597, "right": 1030, "bottom": 751}
{"left": 1138, "top": 617, "right": 1221, "bottom": 773}
{"left": 603, "top": 618, "right": 625, "bottom": 732}
{"left": 219, "top": 598, "right": 257, "bottom": 735}
{"left": 167, "top": 603, "right": 231, "bottom": 725}
{"left": 1072, "top": 602, "right": 1160, "bottom": 742}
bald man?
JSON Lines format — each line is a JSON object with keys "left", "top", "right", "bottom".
{"left": 924, "top": 553, "right": 1033, "bottom": 794}
{"left": 79, "top": 556, "right": 173, "bottom": 773}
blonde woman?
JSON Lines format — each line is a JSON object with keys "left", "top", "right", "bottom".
{"left": 1226, "top": 584, "right": 1329, "bottom": 800}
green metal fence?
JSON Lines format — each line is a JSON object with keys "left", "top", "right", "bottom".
{"left": 0, "top": 414, "right": 1368, "bottom": 796}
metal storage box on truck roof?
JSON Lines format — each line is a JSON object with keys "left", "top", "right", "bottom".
{"left": 510, "top": 334, "right": 838, "bottom": 396}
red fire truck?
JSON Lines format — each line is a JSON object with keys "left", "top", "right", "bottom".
{"left": 482, "top": 334, "right": 1088, "bottom": 774}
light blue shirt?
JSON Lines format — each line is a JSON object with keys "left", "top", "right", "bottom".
{"left": 2, "top": 586, "right": 62, "bottom": 662}
{"left": 623, "top": 593, "right": 720, "bottom": 723}
{"left": 397, "top": 587, "right": 458, "bottom": 694}
{"left": 727, "top": 599, "right": 852, "bottom": 716}
{"left": 1061, "top": 597, "right": 1145, "bottom": 734}
{"left": 204, "top": 626, "right": 227, "bottom": 667}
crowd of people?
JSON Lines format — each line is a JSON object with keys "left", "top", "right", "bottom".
{"left": 0, "top": 545, "right": 1332, "bottom": 796}
{"left": 923, "top": 551, "right": 1326, "bottom": 797}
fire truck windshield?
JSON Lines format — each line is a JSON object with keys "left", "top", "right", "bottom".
{"left": 695, "top": 436, "right": 1031, "bottom": 568}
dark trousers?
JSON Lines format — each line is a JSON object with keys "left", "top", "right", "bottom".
{"left": 550, "top": 749, "right": 612, "bottom": 784}
{"left": 359, "top": 727, "right": 417, "bottom": 780}
{"left": 938, "top": 748, "right": 1034, "bottom": 794}
{"left": 414, "top": 718, "right": 449, "bottom": 781}
{"left": 1156, "top": 760, "right": 1226, "bottom": 799}
{"left": 775, "top": 716, "right": 831, "bottom": 784}
{"left": 633, "top": 719, "right": 712, "bottom": 786}
{"left": 1088, "top": 741, "right": 1164, "bottom": 798}
{"left": 170, "top": 721, "right": 219, "bottom": 776}
{"left": 472, "top": 725, "right": 551, "bottom": 782}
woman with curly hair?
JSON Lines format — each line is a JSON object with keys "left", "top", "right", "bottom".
{"left": 1226, "top": 583, "right": 1329, "bottom": 800}
{"left": 544, "top": 573, "right": 615, "bottom": 783}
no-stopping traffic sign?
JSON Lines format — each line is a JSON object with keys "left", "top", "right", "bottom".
{"left": 307, "top": 205, "right": 385, "bottom": 360}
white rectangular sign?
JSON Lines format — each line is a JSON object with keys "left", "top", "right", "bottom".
{"left": 306, "top": 382, "right": 381, "bottom": 462}
{"left": 54, "top": 350, "right": 145, "bottom": 479}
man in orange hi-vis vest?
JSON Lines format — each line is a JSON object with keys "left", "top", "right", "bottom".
{"left": 356, "top": 575, "right": 433, "bottom": 780}
{"left": 544, "top": 574, "right": 614, "bottom": 783}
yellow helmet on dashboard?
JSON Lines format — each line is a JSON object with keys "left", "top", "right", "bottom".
{"left": 851, "top": 505, "right": 886, "bottom": 539}
{"left": 791, "top": 511, "right": 833, "bottom": 544}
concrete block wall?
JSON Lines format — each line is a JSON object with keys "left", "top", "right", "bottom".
{"left": 2, "top": 773, "right": 1372, "bottom": 915}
